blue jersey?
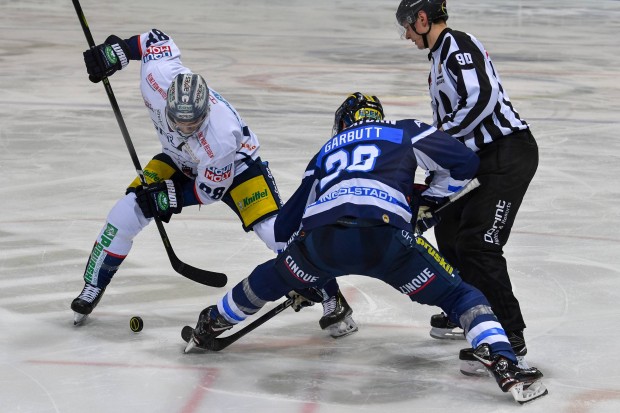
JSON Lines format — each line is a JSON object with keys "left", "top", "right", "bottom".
{"left": 274, "top": 119, "right": 479, "bottom": 241}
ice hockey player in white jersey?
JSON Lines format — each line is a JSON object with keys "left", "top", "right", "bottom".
{"left": 183, "top": 93, "right": 548, "bottom": 404}
{"left": 71, "top": 29, "right": 357, "bottom": 337}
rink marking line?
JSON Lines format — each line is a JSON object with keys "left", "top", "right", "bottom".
{"left": 179, "top": 369, "right": 219, "bottom": 413}
{"left": 26, "top": 359, "right": 219, "bottom": 372}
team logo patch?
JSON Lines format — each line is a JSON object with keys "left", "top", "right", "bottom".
{"left": 156, "top": 192, "right": 170, "bottom": 211}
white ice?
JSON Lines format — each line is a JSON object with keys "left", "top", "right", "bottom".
{"left": 1, "top": 0, "right": 620, "bottom": 412}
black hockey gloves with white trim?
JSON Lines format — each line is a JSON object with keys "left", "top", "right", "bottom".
{"left": 135, "top": 180, "right": 183, "bottom": 223}
{"left": 83, "top": 35, "right": 130, "bottom": 83}
{"left": 411, "top": 183, "right": 443, "bottom": 234}
{"left": 287, "top": 288, "right": 324, "bottom": 312}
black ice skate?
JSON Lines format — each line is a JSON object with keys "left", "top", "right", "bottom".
{"left": 473, "top": 344, "right": 548, "bottom": 404}
{"left": 71, "top": 283, "right": 105, "bottom": 325}
{"left": 459, "top": 330, "right": 529, "bottom": 376}
{"left": 429, "top": 312, "right": 465, "bottom": 340}
{"left": 184, "top": 305, "right": 233, "bottom": 353}
{"left": 319, "top": 290, "right": 358, "bottom": 338}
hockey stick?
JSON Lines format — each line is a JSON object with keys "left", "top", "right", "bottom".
{"left": 71, "top": 0, "right": 226, "bottom": 288}
{"left": 182, "top": 298, "right": 295, "bottom": 352}
{"left": 415, "top": 178, "right": 480, "bottom": 235}
{"left": 434, "top": 177, "right": 480, "bottom": 214}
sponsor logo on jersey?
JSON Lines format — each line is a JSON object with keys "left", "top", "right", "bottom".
{"left": 415, "top": 236, "right": 455, "bottom": 275}
{"left": 236, "top": 189, "right": 269, "bottom": 211}
{"left": 484, "top": 200, "right": 511, "bottom": 245}
{"left": 142, "top": 45, "right": 172, "bottom": 63}
{"left": 284, "top": 255, "right": 319, "bottom": 283}
{"left": 85, "top": 223, "right": 118, "bottom": 283}
{"left": 240, "top": 142, "right": 257, "bottom": 151}
{"left": 398, "top": 268, "right": 436, "bottom": 295}
{"left": 205, "top": 164, "right": 233, "bottom": 182}
{"left": 197, "top": 131, "right": 215, "bottom": 158}
{"left": 146, "top": 73, "right": 167, "bottom": 99}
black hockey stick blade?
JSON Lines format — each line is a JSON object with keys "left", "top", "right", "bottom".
{"left": 156, "top": 220, "right": 227, "bottom": 287}
{"left": 182, "top": 298, "right": 294, "bottom": 352}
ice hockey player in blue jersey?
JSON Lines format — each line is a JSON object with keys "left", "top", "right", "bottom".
{"left": 184, "top": 93, "right": 548, "bottom": 403}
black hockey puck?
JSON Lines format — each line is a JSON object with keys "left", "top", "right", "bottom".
{"left": 130, "top": 316, "right": 144, "bottom": 332}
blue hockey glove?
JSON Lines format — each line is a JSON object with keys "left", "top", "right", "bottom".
{"left": 135, "top": 180, "right": 183, "bottom": 223}
{"left": 83, "top": 35, "right": 129, "bottom": 83}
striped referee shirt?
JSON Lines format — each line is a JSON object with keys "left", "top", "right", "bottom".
{"left": 428, "top": 28, "right": 528, "bottom": 152}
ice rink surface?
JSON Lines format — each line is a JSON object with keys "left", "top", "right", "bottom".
{"left": 2, "top": 0, "right": 620, "bottom": 411}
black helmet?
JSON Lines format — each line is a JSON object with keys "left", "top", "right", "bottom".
{"left": 166, "top": 73, "right": 210, "bottom": 139}
{"left": 396, "top": 0, "right": 448, "bottom": 27}
{"left": 333, "top": 93, "right": 385, "bottom": 135}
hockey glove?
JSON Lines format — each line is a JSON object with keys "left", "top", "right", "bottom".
{"left": 287, "top": 288, "right": 324, "bottom": 312}
{"left": 135, "top": 180, "right": 183, "bottom": 223}
{"left": 415, "top": 205, "right": 441, "bottom": 234}
{"left": 411, "top": 183, "right": 444, "bottom": 234}
{"left": 83, "top": 35, "right": 130, "bottom": 83}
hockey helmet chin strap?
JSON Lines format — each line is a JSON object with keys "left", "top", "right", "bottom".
{"left": 411, "top": 12, "right": 433, "bottom": 49}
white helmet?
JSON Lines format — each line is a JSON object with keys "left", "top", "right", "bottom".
{"left": 165, "top": 73, "right": 210, "bottom": 139}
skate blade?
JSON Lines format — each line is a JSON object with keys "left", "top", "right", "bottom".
{"left": 73, "top": 312, "right": 88, "bottom": 326}
{"left": 510, "top": 380, "right": 548, "bottom": 404}
{"left": 184, "top": 336, "right": 199, "bottom": 354}
{"left": 459, "top": 360, "right": 491, "bottom": 377}
{"left": 430, "top": 327, "right": 465, "bottom": 340}
{"left": 328, "top": 316, "right": 358, "bottom": 339}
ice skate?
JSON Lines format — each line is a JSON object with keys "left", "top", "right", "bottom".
{"left": 460, "top": 330, "right": 529, "bottom": 376}
{"left": 71, "top": 283, "right": 105, "bottom": 325}
{"left": 429, "top": 312, "right": 465, "bottom": 340}
{"left": 473, "top": 344, "right": 548, "bottom": 404}
{"left": 319, "top": 290, "right": 358, "bottom": 338}
{"left": 184, "top": 305, "right": 233, "bottom": 353}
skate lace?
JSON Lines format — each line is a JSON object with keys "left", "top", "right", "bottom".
{"left": 79, "top": 284, "right": 102, "bottom": 303}
{"left": 322, "top": 296, "right": 336, "bottom": 317}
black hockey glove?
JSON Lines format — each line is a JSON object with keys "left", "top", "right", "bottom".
{"left": 411, "top": 183, "right": 444, "bottom": 234}
{"left": 135, "top": 180, "right": 183, "bottom": 223}
{"left": 287, "top": 288, "right": 324, "bottom": 312}
{"left": 83, "top": 35, "right": 130, "bottom": 83}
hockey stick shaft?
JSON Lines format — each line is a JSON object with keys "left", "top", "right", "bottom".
{"left": 209, "top": 298, "right": 294, "bottom": 351}
{"left": 434, "top": 178, "right": 480, "bottom": 214}
{"left": 71, "top": 0, "right": 226, "bottom": 288}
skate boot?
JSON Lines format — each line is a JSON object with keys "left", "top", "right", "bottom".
{"left": 429, "top": 312, "right": 465, "bottom": 340}
{"left": 319, "top": 290, "right": 358, "bottom": 338}
{"left": 71, "top": 283, "right": 105, "bottom": 325}
{"left": 460, "top": 329, "right": 529, "bottom": 376}
{"left": 473, "top": 344, "right": 548, "bottom": 404}
{"left": 184, "top": 305, "right": 233, "bottom": 353}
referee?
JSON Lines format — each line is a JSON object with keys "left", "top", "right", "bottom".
{"left": 396, "top": 0, "right": 539, "bottom": 363}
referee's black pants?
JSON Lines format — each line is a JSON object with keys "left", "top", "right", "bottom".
{"left": 434, "top": 129, "right": 538, "bottom": 334}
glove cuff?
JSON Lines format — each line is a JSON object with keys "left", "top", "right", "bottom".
{"left": 111, "top": 43, "right": 129, "bottom": 69}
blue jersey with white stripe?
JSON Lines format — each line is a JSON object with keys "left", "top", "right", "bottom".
{"left": 274, "top": 119, "right": 479, "bottom": 241}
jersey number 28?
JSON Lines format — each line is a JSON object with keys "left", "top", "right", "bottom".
{"left": 320, "top": 144, "right": 380, "bottom": 190}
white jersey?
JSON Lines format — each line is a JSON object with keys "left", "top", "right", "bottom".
{"left": 136, "top": 29, "right": 260, "bottom": 205}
